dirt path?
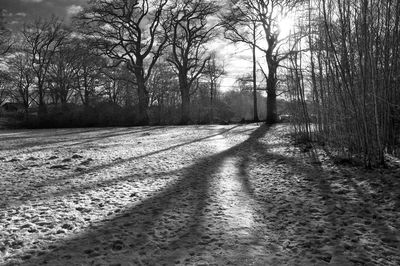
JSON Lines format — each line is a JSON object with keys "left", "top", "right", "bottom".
{"left": 1, "top": 124, "right": 400, "bottom": 265}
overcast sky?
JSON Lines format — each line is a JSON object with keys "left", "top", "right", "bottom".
{"left": 1, "top": 0, "right": 255, "bottom": 92}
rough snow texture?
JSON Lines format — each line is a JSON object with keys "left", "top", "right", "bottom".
{"left": 0, "top": 124, "right": 399, "bottom": 266}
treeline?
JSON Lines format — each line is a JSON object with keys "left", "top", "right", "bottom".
{"left": 286, "top": 0, "right": 400, "bottom": 166}
{"left": 0, "top": 0, "right": 271, "bottom": 127}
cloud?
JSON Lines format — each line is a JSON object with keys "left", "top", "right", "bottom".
{"left": 21, "top": 0, "right": 44, "bottom": 3}
{"left": 15, "top": 12, "right": 27, "bottom": 17}
{"left": 66, "top": 4, "right": 83, "bottom": 16}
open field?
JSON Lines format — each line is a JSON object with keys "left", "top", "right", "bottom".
{"left": 0, "top": 124, "right": 399, "bottom": 265}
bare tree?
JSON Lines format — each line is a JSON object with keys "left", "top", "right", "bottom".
{"left": 221, "top": 2, "right": 261, "bottom": 122}
{"left": 231, "top": 0, "right": 305, "bottom": 124}
{"left": 0, "top": 10, "right": 12, "bottom": 56}
{"left": 73, "top": 39, "right": 105, "bottom": 107}
{"left": 147, "top": 60, "right": 179, "bottom": 124}
{"left": 81, "top": 0, "right": 169, "bottom": 125}
{"left": 22, "top": 17, "right": 68, "bottom": 116}
{"left": 101, "top": 61, "right": 134, "bottom": 106}
{"left": 7, "top": 52, "right": 35, "bottom": 115}
{"left": 167, "top": 0, "right": 220, "bottom": 124}
{"left": 0, "top": 71, "right": 12, "bottom": 105}
{"left": 203, "top": 52, "right": 225, "bottom": 122}
{"left": 0, "top": 11, "right": 12, "bottom": 106}
{"left": 48, "top": 39, "right": 80, "bottom": 109}
{"left": 283, "top": 0, "right": 400, "bottom": 166}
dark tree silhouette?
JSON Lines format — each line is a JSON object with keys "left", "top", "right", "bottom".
{"left": 222, "top": 1, "right": 261, "bottom": 122}
{"left": 80, "top": 0, "right": 169, "bottom": 125}
{"left": 286, "top": 0, "right": 400, "bottom": 166}
{"left": 226, "top": 0, "right": 304, "bottom": 124}
{"left": 48, "top": 37, "right": 81, "bottom": 109}
{"left": 72, "top": 39, "right": 104, "bottom": 108}
{"left": 204, "top": 52, "right": 225, "bottom": 122}
{"left": 0, "top": 9, "right": 11, "bottom": 56}
{"left": 22, "top": 17, "right": 68, "bottom": 116}
{"left": 167, "top": 0, "right": 220, "bottom": 124}
{"left": 7, "top": 52, "right": 34, "bottom": 115}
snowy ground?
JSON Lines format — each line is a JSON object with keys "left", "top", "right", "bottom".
{"left": 0, "top": 124, "right": 399, "bottom": 266}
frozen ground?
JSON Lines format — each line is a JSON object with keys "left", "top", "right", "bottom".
{"left": 0, "top": 124, "right": 399, "bottom": 266}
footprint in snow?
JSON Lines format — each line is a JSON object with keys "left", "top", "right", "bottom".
{"left": 49, "top": 164, "right": 69, "bottom": 170}
{"left": 61, "top": 223, "right": 74, "bottom": 230}
{"left": 71, "top": 154, "right": 84, "bottom": 159}
{"left": 80, "top": 158, "right": 93, "bottom": 165}
{"left": 111, "top": 240, "right": 126, "bottom": 251}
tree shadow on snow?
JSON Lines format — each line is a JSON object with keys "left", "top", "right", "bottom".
{"left": 2, "top": 125, "right": 243, "bottom": 210}
{"left": 0, "top": 126, "right": 166, "bottom": 153}
{"left": 235, "top": 133, "right": 400, "bottom": 265}
{"left": 9, "top": 124, "right": 270, "bottom": 266}
{"left": 8, "top": 124, "right": 399, "bottom": 265}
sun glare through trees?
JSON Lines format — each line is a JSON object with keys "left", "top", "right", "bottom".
{"left": 278, "top": 16, "right": 295, "bottom": 38}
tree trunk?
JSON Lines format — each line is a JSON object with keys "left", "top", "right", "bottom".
{"left": 83, "top": 75, "right": 90, "bottom": 107}
{"left": 38, "top": 83, "right": 47, "bottom": 118}
{"left": 209, "top": 79, "right": 214, "bottom": 123}
{"left": 252, "top": 26, "right": 259, "bottom": 122}
{"left": 180, "top": 85, "right": 190, "bottom": 125}
{"left": 266, "top": 63, "right": 278, "bottom": 124}
{"left": 137, "top": 81, "right": 149, "bottom": 125}
{"left": 179, "top": 73, "right": 191, "bottom": 125}
{"left": 266, "top": 90, "right": 277, "bottom": 124}
{"left": 135, "top": 71, "right": 149, "bottom": 125}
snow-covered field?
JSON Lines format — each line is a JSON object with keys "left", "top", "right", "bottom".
{"left": 0, "top": 124, "right": 399, "bottom": 265}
